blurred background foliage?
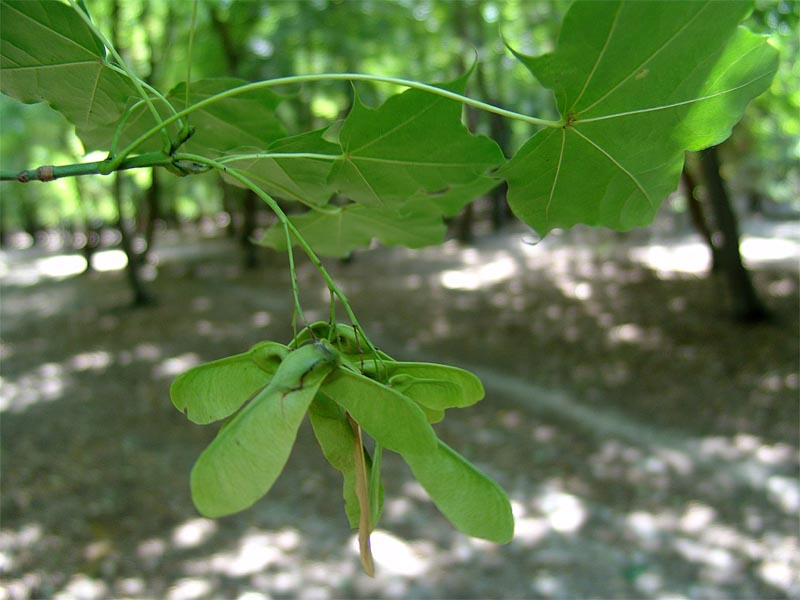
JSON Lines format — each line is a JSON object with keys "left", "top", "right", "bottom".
{"left": 0, "top": 0, "right": 796, "bottom": 248}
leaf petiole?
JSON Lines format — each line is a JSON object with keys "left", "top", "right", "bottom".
{"left": 67, "top": 0, "right": 174, "bottom": 153}
{"left": 218, "top": 152, "right": 342, "bottom": 164}
{"left": 115, "top": 73, "right": 562, "bottom": 165}
{"left": 180, "top": 0, "right": 199, "bottom": 142}
{"left": 172, "top": 152, "right": 383, "bottom": 361}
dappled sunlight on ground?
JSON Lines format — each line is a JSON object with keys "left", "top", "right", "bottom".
{"left": 0, "top": 249, "right": 128, "bottom": 287}
{"left": 1, "top": 218, "right": 797, "bottom": 598}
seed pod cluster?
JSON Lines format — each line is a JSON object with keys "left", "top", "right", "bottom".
{"left": 170, "top": 322, "right": 514, "bottom": 575}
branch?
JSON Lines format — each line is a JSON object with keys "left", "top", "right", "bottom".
{"left": 0, "top": 152, "right": 172, "bottom": 183}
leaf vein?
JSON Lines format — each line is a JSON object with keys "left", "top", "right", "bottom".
{"left": 4, "top": 2, "right": 98, "bottom": 58}
{"left": 573, "top": 70, "right": 775, "bottom": 125}
{"left": 577, "top": 1, "right": 712, "bottom": 116}
{"left": 569, "top": 128, "right": 653, "bottom": 210}
{"left": 85, "top": 65, "right": 103, "bottom": 127}
{"left": 1, "top": 60, "right": 100, "bottom": 71}
{"left": 545, "top": 128, "right": 566, "bottom": 224}
{"left": 569, "top": 1, "right": 623, "bottom": 113}
{"left": 349, "top": 96, "right": 443, "bottom": 156}
{"left": 352, "top": 156, "right": 488, "bottom": 168}
{"left": 347, "top": 159, "right": 383, "bottom": 207}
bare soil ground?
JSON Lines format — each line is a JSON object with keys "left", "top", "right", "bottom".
{"left": 1, "top": 219, "right": 798, "bottom": 599}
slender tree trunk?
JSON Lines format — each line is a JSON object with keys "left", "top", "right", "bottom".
{"left": 474, "top": 50, "right": 513, "bottom": 230}
{"left": 698, "top": 146, "right": 768, "bottom": 322}
{"left": 73, "top": 177, "right": 98, "bottom": 273}
{"left": 141, "top": 168, "right": 161, "bottom": 263}
{"left": 241, "top": 190, "right": 259, "bottom": 269}
{"left": 0, "top": 195, "right": 7, "bottom": 248}
{"left": 221, "top": 180, "right": 238, "bottom": 238}
{"left": 210, "top": 5, "right": 263, "bottom": 266}
{"left": 20, "top": 196, "right": 40, "bottom": 243}
{"left": 454, "top": 2, "right": 478, "bottom": 244}
{"left": 681, "top": 167, "right": 721, "bottom": 272}
{"left": 115, "top": 173, "right": 154, "bottom": 306}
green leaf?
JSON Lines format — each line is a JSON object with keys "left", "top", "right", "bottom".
{"left": 330, "top": 77, "right": 504, "bottom": 208}
{"left": 170, "top": 342, "right": 288, "bottom": 424}
{"left": 190, "top": 343, "right": 338, "bottom": 518}
{"left": 0, "top": 0, "right": 139, "bottom": 150}
{"left": 175, "top": 79, "right": 285, "bottom": 155}
{"left": 224, "top": 128, "right": 339, "bottom": 206}
{"left": 258, "top": 203, "right": 446, "bottom": 258}
{"left": 366, "top": 361, "right": 485, "bottom": 409}
{"left": 289, "top": 322, "right": 381, "bottom": 358}
{"left": 389, "top": 375, "right": 463, "bottom": 413}
{"left": 249, "top": 341, "right": 290, "bottom": 374}
{"left": 308, "top": 393, "right": 384, "bottom": 529}
{"left": 321, "top": 368, "right": 437, "bottom": 455}
{"left": 114, "top": 78, "right": 286, "bottom": 155}
{"left": 404, "top": 440, "right": 514, "bottom": 543}
{"left": 406, "top": 175, "right": 501, "bottom": 218}
{"left": 502, "top": 0, "right": 779, "bottom": 234}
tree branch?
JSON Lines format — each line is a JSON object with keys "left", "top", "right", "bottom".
{"left": 1, "top": 152, "right": 173, "bottom": 183}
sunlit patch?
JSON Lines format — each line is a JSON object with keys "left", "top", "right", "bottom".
{"left": 697, "top": 434, "right": 796, "bottom": 469}
{"left": 532, "top": 574, "right": 563, "bottom": 596}
{"left": 633, "top": 571, "right": 663, "bottom": 595}
{"left": 134, "top": 343, "right": 162, "bottom": 362}
{"left": 0, "top": 524, "right": 43, "bottom": 558}
{"left": 741, "top": 237, "right": 799, "bottom": 263}
{"left": 57, "top": 574, "right": 108, "bottom": 600}
{"left": 84, "top": 540, "right": 113, "bottom": 563}
{"left": 673, "top": 537, "right": 740, "bottom": 580}
{"left": 137, "top": 538, "right": 167, "bottom": 566}
{"left": 766, "top": 476, "right": 800, "bottom": 514}
{"left": 384, "top": 497, "right": 414, "bottom": 521}
{"left": 537, "top": 491, "right": 586, "bottom": 533}
{"left": 116, "top": 578, "right": 146, "bottom": 596}
{"left": 36, "top": 254, "right": 87, "bottom": 279}
{"left": 172, "top": 518, "right": 217, "bottom": 549}
{"left": 251, "top": 311, "right": 272, "bottom": 327}
{"left": 153, "top": 353, "right": 202, "bottom": 378}
{"left": 236, "top": 590, "right": 270, "bottom": 600}
{"left": 166, "top": 577, "right": 212, "bottom": 600}
{"left": 0, "top": 362, "right": 67, "bottom": 413}
{"left": 679, "top": 502, "right": 715, "bottom": 534}
{"left": 629, "top": 241, "right": 710, "bottom": 276}
{"left": 69, "top": 351, "right": 113, "bottom": 372}
{"left": 91, "top": 249, "right": 128, "bottom": 272}
{"left": 237, "top": 592, "right": 270, "bottom": 600}
{"left": 767, "top": 277, "right": 796, "bottom": 297}
{"left": 759, "top": 559, "right": 798, "bottom": 593}
{"left": 440, "top": 256, "right": 518, "bottom": 290}
{"left": 626, "top": 511, "right": 664, "bottom": 547}
{"left": 355, "top": 530, "right": 429, "bottom": 577}
{"left": 183, "top": 530, "right": 297, "bottom": 578}
{"left": 513, "top": 516, "right": 549, "bottom": 546}
{"left": 607, "top": 323, "right": 644, "bottom": 344}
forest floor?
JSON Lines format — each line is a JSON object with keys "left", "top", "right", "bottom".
{"left": 1, "top": 215, "right": 798, "bottom": 600}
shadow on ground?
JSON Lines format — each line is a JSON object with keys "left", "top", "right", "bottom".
{"left": 1, "top": 220, "right": 798, "bottom": 599}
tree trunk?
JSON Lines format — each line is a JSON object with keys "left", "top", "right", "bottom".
{"left": 141, "top": 168, "right": 161, "bottom": 263}
{"left": 698, "top": 146, "right": 768, "bottom": 322}
{"left": 221, "top": 180, "right": 238, "bottom": 238}
{"left": 681, "top": 167, "right": 721, "bottom": 272}
{"left": 114, "top": 173, "right": 154, "bottom": 306}
{"left": 73, "top": 177, "right": 98, "bottom": 273}
{"left": 241, "top": 190, "right": 259, "bottom": 269}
